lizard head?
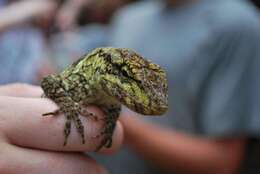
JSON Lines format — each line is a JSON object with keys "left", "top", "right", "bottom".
{"left": 98, "top": 47, "right": 168, "bottom": 115}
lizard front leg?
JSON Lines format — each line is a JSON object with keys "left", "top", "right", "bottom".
{"left": 41, "top": 78, "right": 86, "bottom": 146}
{"left": 42, "top": 98, "right": 85, "bottom": 146}
{"left": 94, "top": 105, "right": 121, "bottom": 151}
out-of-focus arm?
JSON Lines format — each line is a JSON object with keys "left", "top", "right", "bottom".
{"left": 55, "top": 0, "right": 92, "bottom": 31}
{"left": 0, "top": 0, "right": 57, "bottom": 31}
{"left": 120, "top": 113, "right": 246, "bottom": 174}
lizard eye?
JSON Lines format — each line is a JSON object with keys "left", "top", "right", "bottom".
{"left": 121, "top": 70, "right": 129, "bottom": 77}
{"left": 121, "top": 66, "right": 132, "bottom": 77}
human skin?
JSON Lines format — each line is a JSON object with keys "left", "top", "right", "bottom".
{"left": 0, "top": 0, "right": 57, "bottom": 31}
{"left": 55, "top": 0, "right": 87, "bottom": 31}
{"left": 120, "top": 109, "right": 246, "bottom": 174}
{"left": 55, "top": 0, "right": 133, "bottom": 31}
{"left": 114, "top": 1, "right": 247, "bottom": 173}
{"left": 0, "top": 84, "right": 123, "bottom": 174}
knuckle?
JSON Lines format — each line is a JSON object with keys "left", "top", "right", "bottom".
{"left": 12, "top": 83, "right": 31, "bottom": 91}
{"left": 10, "top": 83, "right": 35, "bottom": 95}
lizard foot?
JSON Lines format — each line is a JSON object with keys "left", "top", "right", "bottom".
{"left": 93, "top": 106, "right": 120, "bottom": 151}
{"left": 79, "top": 107, "right": 103, "bottom": 122}
{"left": 42, "top": 108, "right": 85, "bottom": 146}
{"left": 42, "top": 109, "right": 62, "bottom": 116}
{"left": 63, "top": 111, "right": 85, "bottom": 146}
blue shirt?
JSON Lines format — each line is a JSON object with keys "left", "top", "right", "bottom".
{"left": 0, "top": 27, "right": 44, "bottom": 84}
{"left": 93, "top": 0, "right": 260, "bottom": 173}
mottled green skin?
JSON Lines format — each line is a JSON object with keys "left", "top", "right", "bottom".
{"left": 41, "top": 47, "right": 168, "bottom": 150}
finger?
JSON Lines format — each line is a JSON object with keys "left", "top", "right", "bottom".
{"left": 0, "top": 96, "right": 123, "bottom": 153}
{"left": 0, "top": 143, "right": 107, "bottom": 174}
{"left": 0, "top": 83, "right": 42, "bottom": 97}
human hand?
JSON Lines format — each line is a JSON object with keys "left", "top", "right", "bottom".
{"left": 0, "top": 1, "right": 57, "bottom": 31}
{"left": 55, "top": 5, "right": 78, "bottom": 31}
{"left": 0, "top": 84, "right": 123, "bottom": 174}
{"left": 55, "top": 0, "right": 90, "bottom": 31}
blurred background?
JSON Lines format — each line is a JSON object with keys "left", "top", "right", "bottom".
{"left": 1, "top": 0, "right": 260, "bottom": 174}
{"left": 0, "top": 0, "right": 258, "bottom": 84}
{"left": 0, "top": 0, "right": 139, "bottom": 84}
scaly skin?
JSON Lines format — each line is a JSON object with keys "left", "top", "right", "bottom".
{"left": 41, "top": 47, "right": 168, "bottom": 151}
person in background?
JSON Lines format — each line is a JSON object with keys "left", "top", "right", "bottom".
{"left": 49, "top": 0, "right": 138, "bottom": 72}
{"left": 93, "top": 0, "right": 260, "bottom": 173}
{"left": 55, "top": 0, "right": 139, "bottom": 31}
{"left": 249, "top": 0, "right": 260, "bottom": 9}
{"left": 0, "top": 0, "right": 57, "bottom": 84}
